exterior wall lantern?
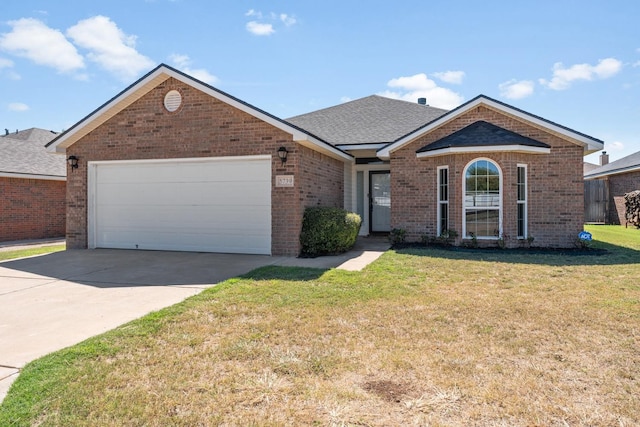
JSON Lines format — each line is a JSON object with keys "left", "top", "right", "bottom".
{"left": 67, "top": 155, "right": 79, "bottom": 170}
{"left": 277, "top": 146, "right": 288, "bottom": 165}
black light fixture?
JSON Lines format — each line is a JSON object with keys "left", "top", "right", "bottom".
{"left": 67, "top": 155, "right": 79, "bottom": 170}
{"left": 277, "top": 146, "right": 288, "bottom": 165}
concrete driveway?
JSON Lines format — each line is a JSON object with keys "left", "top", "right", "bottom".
{"left": 0, "top": 249, "right": 283, "bottom": 401}
{"left": 0, "top": 239, "right": 389, "bottom": 402}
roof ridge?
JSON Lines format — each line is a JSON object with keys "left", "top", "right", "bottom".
{"left": 585, "top": 150, "right": 640, "bottom": 177}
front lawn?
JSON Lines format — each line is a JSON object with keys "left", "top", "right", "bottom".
{"left": 1, "top": 225, "right": 639, "bottom": 426}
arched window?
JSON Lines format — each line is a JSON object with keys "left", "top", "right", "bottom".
{"left": 463, "top": 159, "right": 502, "bottom": 238}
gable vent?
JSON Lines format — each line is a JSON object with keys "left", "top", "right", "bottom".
{"left": 164, "top": 90, "right": 182, "bottom": 112}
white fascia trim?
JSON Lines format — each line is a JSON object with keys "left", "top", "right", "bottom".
{"left": 378, "top": 96, "right": 603, "bottom": 159}
{"left": 417, "top": 145, "right": 551, "bottom": 158}
{"left": 336, "top": 143, "right": 388, "bottom": 151}
{"left": 48, "top": 70, "right": 170, "bottom": 153}
{"left": 48, "top": 65, "right": 352, "bottom": 162}
{"left": 296, "top": 136, "right": 354, "bottom": 162}
{"left": 584, "top": 164, "right": 640, "bottom": 180}
{"left": 0, "top": 172, "right": 66, "bottom": 181}
{"left": 166, "top": 68, "right": 351, "bottom": 161}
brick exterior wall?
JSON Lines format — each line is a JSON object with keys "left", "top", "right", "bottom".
{"left": 391, "top": 106, "right": 584, "bottom": 248}
{"left": 607, "top": 170, "right": 640, "bottom": 225}
{"left": 0, "top": 177, "right": 66, "bottom": 242}
{"left": 65, "top": 77, "right": 343, "bottom": 256}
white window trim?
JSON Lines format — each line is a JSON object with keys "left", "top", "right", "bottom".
{"left": 517, "top": 163, "right": 527, "bottom": 239}
{"left": 437, "top": 165, "right": 449, "bottom": 236}
{"left": 462, "top": 158, "right": 503, "bottom": 239}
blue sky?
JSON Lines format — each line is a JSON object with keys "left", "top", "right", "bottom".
{"left": 1, "top": 0, "right": 639, "bottom": 163}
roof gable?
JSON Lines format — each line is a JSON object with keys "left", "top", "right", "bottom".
{"left": 47, "top": 64, "right": 351, "bottom": 162}
{"left": 417, "top": 120, "right": 550, "bottom": 153}
{"left": 378, "top": 95, "right": 604, "bottom": 159}
{"left": 584, "top": 150, "right": 640, "bottom": 179}
{"left": 287, "top": 95, "right": 448, "bottom": 147}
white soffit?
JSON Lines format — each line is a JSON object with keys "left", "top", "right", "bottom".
{"left": 0, "top": 172, "right": 66, "bottom": 181}
{"left": 377, "top": 96, "right": 604, "bottom": 159}
{"left": 416, "top": 145, "right": 551, "bottom": 159}
{"left": 48, "top": 65, "right": 352, "bottom": 162}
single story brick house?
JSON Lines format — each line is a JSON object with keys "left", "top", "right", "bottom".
{"left": 1, "top": 128, "right": 66, "bottom": 242}
{"left": 584, "top": 150, "right": 640, "bottom": 225}
{"left": 47, "top": 64, "right": 603, "bottom": 255}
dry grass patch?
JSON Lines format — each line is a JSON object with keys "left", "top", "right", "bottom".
{"left": 1, "top": 226, "right": 639, "bottom": 426}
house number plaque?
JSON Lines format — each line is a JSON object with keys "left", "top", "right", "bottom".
{"left": 276, "top": 175, "right": 294, "bottom": 187}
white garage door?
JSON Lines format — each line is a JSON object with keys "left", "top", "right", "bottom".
{"left": 89, "top": 156, "right": 271, "bottom": 254}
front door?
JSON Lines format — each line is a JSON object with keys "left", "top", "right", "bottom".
{"left": 370, "top": 171, "right": 391, "bottom": 233}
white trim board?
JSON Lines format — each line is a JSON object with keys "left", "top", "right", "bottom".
{"left": 48, "top": 64, "right": 352, "bottom": 163}
{"left": 0, "top": 172, "right": 66, "bottom": 181}
{"left": 417, "top": 145, "right": 551, "bottom": 158}
{"left": 378, "top": 95, "right": 604, "bottom": 159}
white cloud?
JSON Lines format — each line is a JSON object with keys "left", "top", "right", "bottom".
{"left": 280, "top": 14, "right": 297, "bottom": 26}
{"left": 340, "top": 96, "right": 352, "bottom": 103}
{"left": 0, "top": 59, "right": 21, "bottom": 80}
{"left": 246, "top": 21, "right": 275, "bottom": 36}
{"left": 245, "top": 10, "right": 296, "bottom": 35}
{"left": 499, "top": 79, "right": 535, "bottom": 99}
{"left": 168, "top": 53, "right": 218, "bottom": 84}
{"left": 433, "top": 70, "right": 465, "bottom": 84}
{"left": 539, "top": 58, "right": 622, "bottom": 90}
{"left": 0, "top": 18, "right": 84, "bottom": 74}
{"left": 379, "top": 73, "right": 463, "bottom": 109}
{"left": 608, "top": 141, "right": 625, "bottom": 151}
{"left": 0, "top": 57, "right": 13, "bottom": 68}
{"left": 66, "top": 15, "right": 154, "bottom": 81}
{"left": 8, "top": 102, "right": 29, "bottom": 112}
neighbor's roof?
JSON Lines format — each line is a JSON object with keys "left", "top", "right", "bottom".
{"left": 583, "top": 162, "right": 600, "bottom": 175}
{"left": 0, "top": 128, "right": 65, "bottom": 180}
{"left": 584, "top": 150, "right": 640, "bottom": 179}
{"left": 46, "top": 64, "right": 352, "bottom": 162}
{"left": 287, "top": 95, "right": 448, "bottom": 147}
{"left": 416, "top": 120, "right": 551, "bottom": 156}
{"left": 378, "top": 95, "right": 604, "bottom": 159}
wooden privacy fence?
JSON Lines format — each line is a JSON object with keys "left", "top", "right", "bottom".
{"left": 584, "top": 179, "right": 608, "bottom": 223}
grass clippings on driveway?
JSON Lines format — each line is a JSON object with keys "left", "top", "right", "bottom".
{"left": 1, "top": 225, "right": 639, "bottom": 426}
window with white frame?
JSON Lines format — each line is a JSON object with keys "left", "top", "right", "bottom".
{"left": 437, "top": 166, "right": 449, "bottom": 236}
{"left": 463, "top": 159, "right": 501, "bottom": 238}
{"left": 517, "top": 164, "right": 527, "bottom": 238}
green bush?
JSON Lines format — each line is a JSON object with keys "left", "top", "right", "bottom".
{"left": 300, "top": 207, "right": 362, "bottom": 256}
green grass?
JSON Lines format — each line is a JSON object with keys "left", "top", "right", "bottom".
{"left": 1, "top": 226, "right": 639, "bottom": 426}
{"left": 0, "top": 244, "right": 65, "bottom": 261}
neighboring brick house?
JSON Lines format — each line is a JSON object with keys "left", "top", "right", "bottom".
{"left": 584, "top": 151, "right": 640, "bottom": 225}
{"left": 47, "top": 64, "right": 603, "bottom": 254}
{"left": 0, "top": 128, "right": 66, "bottom": 242}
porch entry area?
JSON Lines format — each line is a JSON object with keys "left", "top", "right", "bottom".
{"left": 353, "top": 168, "right": 391, "bottom": 234}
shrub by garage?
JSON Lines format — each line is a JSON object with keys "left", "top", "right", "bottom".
{"left": 300, "top": 207, "right": 362, "bottom": 257}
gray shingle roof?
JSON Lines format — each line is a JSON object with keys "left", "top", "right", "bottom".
{"left": 584, "top": 150, "right": 640, "bottom": 179}
{"left": 416, "top": 120, "right": 550, "bottom": 153}
{"left": 0, "top": 128, "right": 65, "bottom": 178}
{"left": 286, "top": 95, "right": 448, "bottom": 146}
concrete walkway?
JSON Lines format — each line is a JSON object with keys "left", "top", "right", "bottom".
{"left": 0, "top": 237, "right": 388, "bottom": 403}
